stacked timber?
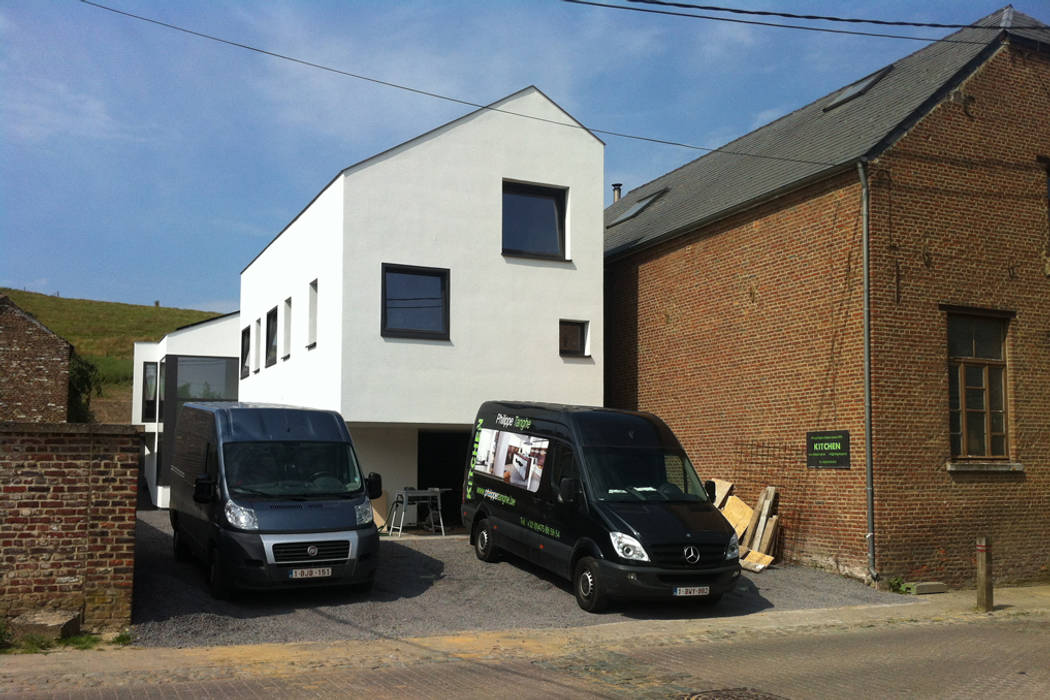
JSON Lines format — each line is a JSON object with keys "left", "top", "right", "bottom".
{"left": 714, "top": 482, "right": 780, "bottom": 572}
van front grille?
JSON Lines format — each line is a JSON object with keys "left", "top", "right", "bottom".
{"left": 272, "top": 540, "right": 350, "bottom": 564}
{"left": 649, "top": 542, "right": 726, "bottom": 568}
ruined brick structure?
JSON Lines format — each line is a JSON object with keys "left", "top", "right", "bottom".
{"left": 0, "top": 294, "right": 71, "bottom": 422}
{"left": 605, "top": 12, "right": 1050, "bottom": 586}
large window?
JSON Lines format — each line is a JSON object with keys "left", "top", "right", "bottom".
{"left": 240, "top": 327, "right": 250, "bottom": 378}
{"left": 948, "top": 313, "right": 1009, "bottom": 458}
{"left": 265, "top": 307, "right": 278, "bottom": 367}
{"left": 502, "top": 181, "right": 566, "bottom": 259}
{"left": 141, "top": 362, "right": 158, "bottom": 422}
{"left": 381, "top": 263, "right": 450, "bottom": 340}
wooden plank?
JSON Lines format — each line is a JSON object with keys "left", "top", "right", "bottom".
{"left": 721, "top": 495, "right": 753, "bottom": 540}
{"left": 758, "top": 514, "right": 779, "bottom": 556}
{"left": 711, "top": 478, "right": 733, "bottom": 509}
{"left": 741, "top": 550, "right": 774, "bottom": 572}
{"left": 752, "top": 493, "right": 773, "bottom": 554}
{"left": 743, "top": 489, "right": 768, "bottom": 550}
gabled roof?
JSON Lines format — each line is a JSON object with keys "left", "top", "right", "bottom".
{"left": 604, "top": 6, "right": 1049, "bottom": 258}
{"left": 0, "top": 294, "right": 72, "bottom": 349}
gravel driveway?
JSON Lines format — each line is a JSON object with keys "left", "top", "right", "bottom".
{"left": 131, "top": 509, "right": 905, "bottom": 647}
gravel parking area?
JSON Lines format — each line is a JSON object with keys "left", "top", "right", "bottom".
{"left": 131, "top": 509, "right": 905, "bottom": 647}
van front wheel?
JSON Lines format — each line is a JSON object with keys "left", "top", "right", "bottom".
{"left": 474, "top": 518, "right": 500, "bottom": 562}
{"left": 573, "top": 557, "right": 609, "bottom": 613}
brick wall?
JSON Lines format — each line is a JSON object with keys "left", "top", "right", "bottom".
{"left": 1, "top": 422, "right": 141, "bottom": 631}
{"left": 866, "top": 43, "right": 1050, "bottom": 585}
{"left": 605, "top": 42, "right": 1050, "bottom": 586}
{"left": 0, "top": 296, "right": 70, "bottom": 423}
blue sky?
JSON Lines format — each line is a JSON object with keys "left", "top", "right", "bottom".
{"left": 2, "top": 0, "right": 1042, "bottom": 312}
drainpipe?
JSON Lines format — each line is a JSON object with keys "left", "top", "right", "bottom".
{"left": 857, "top": 160, "right": 878, "bottom": 583}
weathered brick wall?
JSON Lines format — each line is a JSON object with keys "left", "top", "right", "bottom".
{"left": 606, "top": 172, "right": 872, "bottom": 579}
{"left": 0, "top": 297, "right": 70, "bottom": 423}
{"left": 866, "top": 43, "right": 1050, "bottom": 585}
{"left": 1, "top": 423, "right": 141, "bottom": 631}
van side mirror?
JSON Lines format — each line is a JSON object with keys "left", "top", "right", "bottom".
{"left": 193, "top": 474, "right": 216, "bottom": 504}
{"left": 704, "top": 480, "right": 717, "bottom": 502}
{"left": 366, "top": 472, "right": 383, "bottom": 500}
{"left": 558, "top": 477, "right": 580, "bottom": 504}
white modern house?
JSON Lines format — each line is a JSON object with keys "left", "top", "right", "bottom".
{"left": 132, "top": 312, "right": 240, "bottom": 507}
{"left": 238, "top": 86, "right": 605, "bottom": 508}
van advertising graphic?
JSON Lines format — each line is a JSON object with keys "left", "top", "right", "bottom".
{"left": 472, "top": 426, "right": 549, "bottom": 493}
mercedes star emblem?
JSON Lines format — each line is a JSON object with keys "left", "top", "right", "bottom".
{"left": 683, "top": 545, "right": 701, "bottom": 564}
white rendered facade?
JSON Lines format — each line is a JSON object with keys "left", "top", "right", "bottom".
{"left": 239, "top": 87, "right": 605, "bottom": 501}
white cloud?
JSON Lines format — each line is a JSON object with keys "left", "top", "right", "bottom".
{"left": 1, "top": 78, "right": 150, "bottom": 144}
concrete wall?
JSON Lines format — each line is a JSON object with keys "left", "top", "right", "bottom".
{"left": 0, "top": 423, "right": 141, "bottom": 631}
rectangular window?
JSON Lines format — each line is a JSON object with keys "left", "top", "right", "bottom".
{"left": 948, "top": 313, "right": 1009, "bottom": 458}
{"left": 307, "top": 279, "right": 318, "bottom": 348}
{"left": 265, "top": 307, "right": 278, "bottom": 367}
{"left": 559, "top": 320, "right": 588, "bottom": 357}
{"left": 141, "top": 362, "right": 158, "bottom": 422}
{"left": 282, "top": 297, "right": 292, "bottom": 359}
{"left": 240, "top": 327, "right": 250, "bottom": 378}
{"left": 381, "top": 263, "right": 450, "bottom": 340}
{"left": 254, "top": 318, "right": 261, "bottom": 372}
{"left": 502, "top": 181, "right": 566, "bottom": 260}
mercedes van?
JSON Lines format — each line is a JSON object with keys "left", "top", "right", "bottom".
{"left": 169, "top": 402, "right": 382, "bottom": 598}
{"left": 461, "top": 401, "right": 740, "bottom": 612}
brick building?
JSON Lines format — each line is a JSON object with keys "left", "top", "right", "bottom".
{"left": 604, "top": 8, "right": 1050, "bottom": 586}
{"left": 0, "top": 294, "right": 71, "bottom": 422}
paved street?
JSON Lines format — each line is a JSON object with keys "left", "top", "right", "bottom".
{"left": 4, "top": 583, "right": 1049, "bottom": 698}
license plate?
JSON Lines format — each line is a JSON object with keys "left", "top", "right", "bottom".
{"left": 673, "top": 586, "right": 710, "bottom": 597}
{"left": 289, "top": 567, "right": 332, "bottom": 579}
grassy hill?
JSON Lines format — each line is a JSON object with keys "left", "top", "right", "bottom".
{"left": 1, "top": 288, "right": 224, "bottom": 420}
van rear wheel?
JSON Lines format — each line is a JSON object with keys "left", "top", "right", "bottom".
{"left": 574, "top": 557, "right": 609, "bottom": 613}
{"left": 172, "top": 525, "right": 191, "bottom": 562}
{"left": 474, "top": 518, "right": 500, "bottom": 562}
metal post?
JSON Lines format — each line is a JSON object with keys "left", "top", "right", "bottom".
{"left": 976, "top": 536, "right": 993, "bottom": 612}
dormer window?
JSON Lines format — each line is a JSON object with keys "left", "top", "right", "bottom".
{"left": 502, "top": 181, "right": 567, "bottom": 260}
{"left": 823, "top": 66, "right": 893, "bottom": 112}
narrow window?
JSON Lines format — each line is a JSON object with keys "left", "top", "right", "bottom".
{"left": 502, "top": 181, "right": 567, "bottom": 260}
{"left": 253, "top": 318, "right": 261, "bottom": 372}
{"left": 559, "top": 320, "right": 588, "bottom": 357}
{"left": 240, "top": 327, "right": 250, "bottom": 378}
{"left": 381, "top": 263, "right": 450, "bottom": 340}
{"left": 141, "top": 362, "right": 158, "bottom": 422}
{"left": 282, "top": 297, "right": 292, "bottom": 360}
{"left": 948, "top": 313, "right": 1009, "bottom": 458}
{"left": 265, "top": 307, "right": 278, "bottom": 367}
{"left": 307, "top": 279, "right": 318, "bottom": 348}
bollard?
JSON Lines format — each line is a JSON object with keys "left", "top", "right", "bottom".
{"left": 976, "top": 536, "right": 993, "bottom": 612}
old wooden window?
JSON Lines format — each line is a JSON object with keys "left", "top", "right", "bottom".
{"left": 948, "top": 313, "right": 1009, "bottom": 458}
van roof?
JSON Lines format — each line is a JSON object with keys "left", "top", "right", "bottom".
{"left": 183, "top": 402, "right": 350, "bottom": 443}
{"left": 479, "top": 400, "right": 678, "bottom": 449}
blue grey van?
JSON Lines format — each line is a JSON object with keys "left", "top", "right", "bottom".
{"left": 169, "top": 402, "right": 382, "bottom": 598}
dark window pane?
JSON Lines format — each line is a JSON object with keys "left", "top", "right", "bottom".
{"left": 947, "top": 316, "right": 972, "bottom": 357}
{"left": 559, "top": 321, "right": 586, "bottom": 356}
{"left": 965, "top": 364, "right": 984, "bottom": 388}
{"left": 265, "top": 308, "right": 278, "bottom": 367}
{"left": 240, "top": 328, "right": 250, "bottom": 378}
{"left": 966, "top": 411, "right": 986, "bottom": 455}
{"left": 176, "top": 357, "right": 239, "bottom": 400}
{"left": 142, "top": 362, "right": 157, "bottom": 422}
{"left": 990, "top": 411, "right": 1004, "bottom": 434}
{"left": 950, "top": 434, "right": 962, "bottom": 456}
{"left": 502, "top": 183, "right": 565, "bottom": 258}
{"left": 382, "top": 265, "right": 449, "bottom": 339}
{"left": 991, "top": 435, "right": 1006, "bottom": 456}
{"left": 989, "top": 366, "right": 1004, "bottom": 411}
{"left": 965, "top": 388, "right": 985, "bottom": 411}
{"left": 973, "top": 317, "right": 1003, "bottom": 359}
{"left": 949, "top": 410, "right": 961, "bottom": 434}
{"left": 948, "top": 366, "right": 960, "bottom": 409}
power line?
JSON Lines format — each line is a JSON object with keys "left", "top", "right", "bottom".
{"left": 562, "top": 0, "right": 994, "bottom": 44}
{"left": 624, "top": 0, "right": 1047, "bottom": 30}
{"left": 77, "top": 0, "right": 840, "bottom": 166}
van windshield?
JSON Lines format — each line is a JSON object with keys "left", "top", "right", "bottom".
{"left": 222, "top": 441, "right": 363, "bottom": 499}
{"left": 581, "top": 446, "right": 709, "bottom": 503}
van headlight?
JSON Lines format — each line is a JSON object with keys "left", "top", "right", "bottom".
{"left": 726, "top": 533, "right": 739, "bottom": 560}
{"left": 355, "top": 502, "right": 373, "bottom": 526}
{"left": 224, "top": 500, "right": 258, "bottom": 530}
{"left": 610, "top": 532, "right": 650, "bottom": 562}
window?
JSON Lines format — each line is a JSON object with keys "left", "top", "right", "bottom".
{"left": 141, "top": 362, "right": 158, "bottom": 422}
{"left": 240, "top": 327, "right": 250, "bottom": 378}
{"left": 282, "top": 297, "right": 292, "bottom": 359}
{"left": 502, "top": 181, "right": 566, "bottom": 259}
{"left": 253, "top": 318, "right": 261, "bottom": 372}
{"left": 823, "top": 65, "right": 893, "bottom": 112}
{"left": 307, "top": 279, "right": 318, "bottom": 348}
{"left": 607, "top": 189, "right": 666, "bottom": 227}
{"left": 559, "top": 320, "right": 588, "bottom": 357}
{"left": 948, "top": 313, "right": 1009, "bottom": 458}
{"left": 381, "top": 264, "right": 450, "bottom": 340}
{"left": 265, "top": 307, "right": 278, "bottom": 367}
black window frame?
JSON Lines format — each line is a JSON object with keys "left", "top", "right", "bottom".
{"left": 265, "top": 307, "right": 278, "bottom": 367}
{"left": 502, "top": 181, "right": 567, "bottom": 261}
{"left": 240, "top": 327, "right": 251, "bottom": 378}
{"left": 381, "top": 263, "right": 451, "bottom": 341}
{"left": 141, "top": 361, "right": 158, "bottom": 422}
{"left": 559, "top": 320, "right": 588, "bottom": 357}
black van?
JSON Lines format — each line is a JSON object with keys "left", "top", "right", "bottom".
{"left": 461, "top": 401, "right": 740, "bottom": 611}
{"left": 169, "top": 402, "right": 382, "bottom": 598}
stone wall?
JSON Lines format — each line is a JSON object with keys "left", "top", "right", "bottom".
{"left": 0, "top": 422, "right": 141, "bottom": 631}
{"left": 0, "top": 295, "right": 71, "bottom": 423}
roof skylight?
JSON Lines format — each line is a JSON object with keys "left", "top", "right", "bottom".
{"left": 608, "top": 190, "right": 666, "bottom": 227}
{"left": 823, "top": 66, "right": 893, "bottom": 112}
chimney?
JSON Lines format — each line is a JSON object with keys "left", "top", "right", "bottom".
{"left": 612, "top": 183, "right": 622, "bottom": 202}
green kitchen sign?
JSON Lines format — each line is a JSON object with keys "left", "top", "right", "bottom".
{"left": 807, "top": 430, "right": 850, "bottom": 469}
